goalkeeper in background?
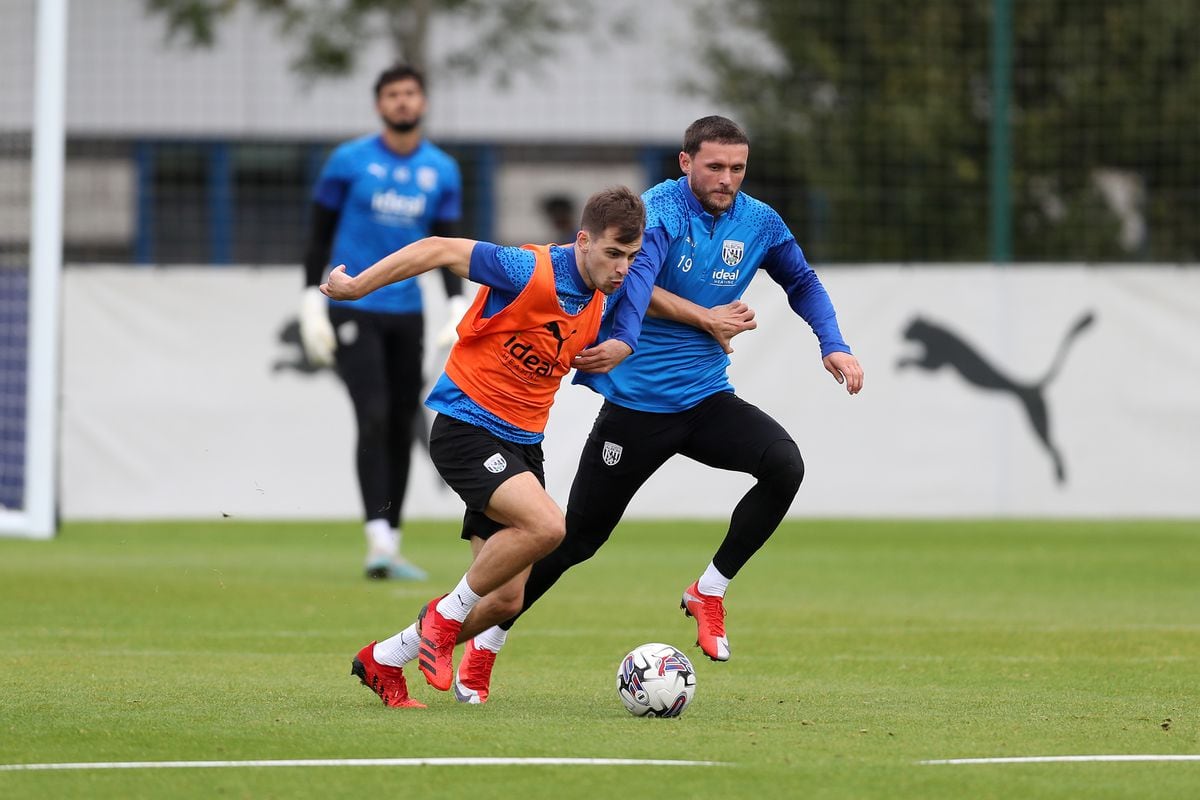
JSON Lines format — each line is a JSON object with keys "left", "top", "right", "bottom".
{"left": 299, "top": 63, "right": 469, "bottom": 581}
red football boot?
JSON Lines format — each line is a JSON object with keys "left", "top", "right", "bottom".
{"left": 454, "top": 638, "right": 498, "bottom": 704}
{"left": 350, "top": 641, "right": 425, "bottom": 708}
{"left": 416, "top": 596, "right": 462, "bottom": 691}
{"left": 680, "top": 581, "right": 731, "bottom": 661}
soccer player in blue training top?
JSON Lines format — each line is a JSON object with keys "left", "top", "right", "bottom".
{"left": 300, "top": 63, "right": 470, "bottom": 581}
{"left": 449, "top": 115, "right": 864, "bottom": 704}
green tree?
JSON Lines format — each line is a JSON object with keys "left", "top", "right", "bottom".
{"left": 698, "top": 0, "right": 1200, "bottom": 263}
{"left": 145, "top": 0, "right": 594, "bottom": 83}
{"left": 1013, "top": 1, "right": 1200, "bottom": 261}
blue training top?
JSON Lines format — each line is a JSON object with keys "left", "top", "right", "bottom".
{"left": 575, "top": 177, "right": 851, "bottom": 413}
{"left": 313, "top": 134, "right": 462, "bottom": 315}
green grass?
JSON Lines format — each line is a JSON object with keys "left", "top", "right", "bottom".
{"left": 2, "top": 519, "right": 1199, "bottom": 799}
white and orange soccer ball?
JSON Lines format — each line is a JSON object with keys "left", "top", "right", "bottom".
{"left": 615, "top": 642, "right": 696, "bottom": 718}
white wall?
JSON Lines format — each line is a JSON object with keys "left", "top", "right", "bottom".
{"left": 60, "top": 265, "right": 1200, "bottom": 520}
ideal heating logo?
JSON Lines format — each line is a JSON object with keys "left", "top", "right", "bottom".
{"left": 898, "top": 312, "right": 1095, "bottom": 483}
{"left": 371, "top": 189, "right": 426, "bottom": 219}
{"left": 500, "top": 321, "right": 577, "bottom": 378}
{"left": 709, "top": 266, "right": 740, "bottom": 286}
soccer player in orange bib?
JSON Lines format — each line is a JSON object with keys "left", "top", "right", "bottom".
{"left": 322, "top": 186, "right": 647, "bottom": 707}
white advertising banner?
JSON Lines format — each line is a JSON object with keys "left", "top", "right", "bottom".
{"left": 61, "top": 265, "right": 1200, "bottom": 520}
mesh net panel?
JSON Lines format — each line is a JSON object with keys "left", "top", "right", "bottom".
{"left": 0, "top": 0, "right": 34, "bottom": 512}
{"left": 702, "top": 0, "right": 1200, "bottom": 263}
{"left": 41, "top": 0, "right": 1199, "bottom": 266}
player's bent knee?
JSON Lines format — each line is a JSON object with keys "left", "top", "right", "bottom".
{"left": 540, "top": 522, "right": 567, "bottom": 555}
{"left": 526, "top": 515, "right": 566, "bottom": 558}
{"left": 758, "top": 439, "right": 805, "bottom": 496}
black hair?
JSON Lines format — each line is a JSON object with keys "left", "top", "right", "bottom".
{"left": 374, "top": 64, "right": 426, "bottom": 96}
{"left": 682, "top": 115, "right": 749, "bottom": 156}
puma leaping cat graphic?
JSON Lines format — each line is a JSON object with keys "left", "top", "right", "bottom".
{"left": 898, "top": 312, "right": 1095, "bottom": 483}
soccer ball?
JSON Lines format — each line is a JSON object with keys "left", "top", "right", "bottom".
{"left": 616, "top": 642, "right": 696, "bottom": 718}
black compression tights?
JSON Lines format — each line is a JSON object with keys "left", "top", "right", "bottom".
{"left": 712, "top": 438, "right": 805, "bottom": 579}
{"left": 501, "top": 438, "right": 805, "bottom": 630}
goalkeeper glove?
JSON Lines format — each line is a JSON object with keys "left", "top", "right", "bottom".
{"left": 435, "top": 294, "right": 471, "bottom": 348}
{"left": 299, "top": 286, "right": 336, "bottom": 367}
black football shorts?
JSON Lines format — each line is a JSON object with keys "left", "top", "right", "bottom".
{"left": 428, "top": 413, "right": 546, "bottom": 541}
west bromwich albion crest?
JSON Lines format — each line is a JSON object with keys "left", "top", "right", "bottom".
{"left": 602, "top": 441, "right": 623, "bottom": 466}
{"left": 417, "top": 166, "right": 439, "bottom": 192}
{"left": 721, "top": 240, "right": 744, "bottom": 267}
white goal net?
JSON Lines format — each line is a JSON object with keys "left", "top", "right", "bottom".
{"left": 0, "top": 0, "right": 65, "bottom": 538}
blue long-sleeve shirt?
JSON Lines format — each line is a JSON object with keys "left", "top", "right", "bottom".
{"left": 576, "top": 177, "right": 851, "bottom": 413}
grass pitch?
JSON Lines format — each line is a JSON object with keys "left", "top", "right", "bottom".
{"left": 1, "top": 519, "right": 1198, "bottom": 799}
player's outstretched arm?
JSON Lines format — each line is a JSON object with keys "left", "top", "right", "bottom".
{"left": 321, "top": 236, "right": 476, "bottom": 300}
{"left": 648, "top": 287, "right": 757, "bottom": 354}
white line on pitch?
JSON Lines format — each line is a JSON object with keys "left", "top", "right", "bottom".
{"left": 922, "top": 755, "right": 1200, "bottom": 765}
{"left": 0, "top": 757, "right": 728, "bottom": 773}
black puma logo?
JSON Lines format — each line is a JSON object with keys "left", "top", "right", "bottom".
{"left": 898, "top": 312, "right": 1095, "bottom": 483}
{"left": 271, "top": 316, "right": 443, "bottom": 488}
{"left": 542, "top": 321, "right": 577, "bottom": 360}
{"left": 271, "top": 317, "right": 327, "bottom": 375}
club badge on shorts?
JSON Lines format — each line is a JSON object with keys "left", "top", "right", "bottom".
{"left": 602, "top": 441, "right": 623, "bottom": 466}
{"left": 483, "top": 453, "right": 507, "bottom": 474}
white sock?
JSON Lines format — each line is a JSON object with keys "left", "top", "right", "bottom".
{"left": 373, "top": 623, "right": 421, "bottom": 667}
{"left": 436, "top": 576, "right": 481, "bottom": 623}
{"left": 474, "top": 625, "right": 508, "bottom": 653}
{"left": 697, "top": 561, "right": 731, "bottom": 598}
{"left": 365, "top": 519, "right": 397, "bottom": 558}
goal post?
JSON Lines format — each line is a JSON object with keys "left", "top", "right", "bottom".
{"left": 0, "top": 0, "right": 66, "bottom": 539}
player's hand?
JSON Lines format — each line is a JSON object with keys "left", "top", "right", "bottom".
{"left": 319, "top": 264, "right": 358, "bottom": 300}
{"left": 299, "top": 285, "right": 336, "bottom": 367}
{"left": 823, "top": 351, "right": 864, "bottom": 395}
{"left": 573, "top": 339, "right": 633, "bottom": 374}
{"left": 435, "top": 294, "right": 470, "bottom": 348}
{"left": 706, "top": 300, "right": 757, "bottom": 353}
